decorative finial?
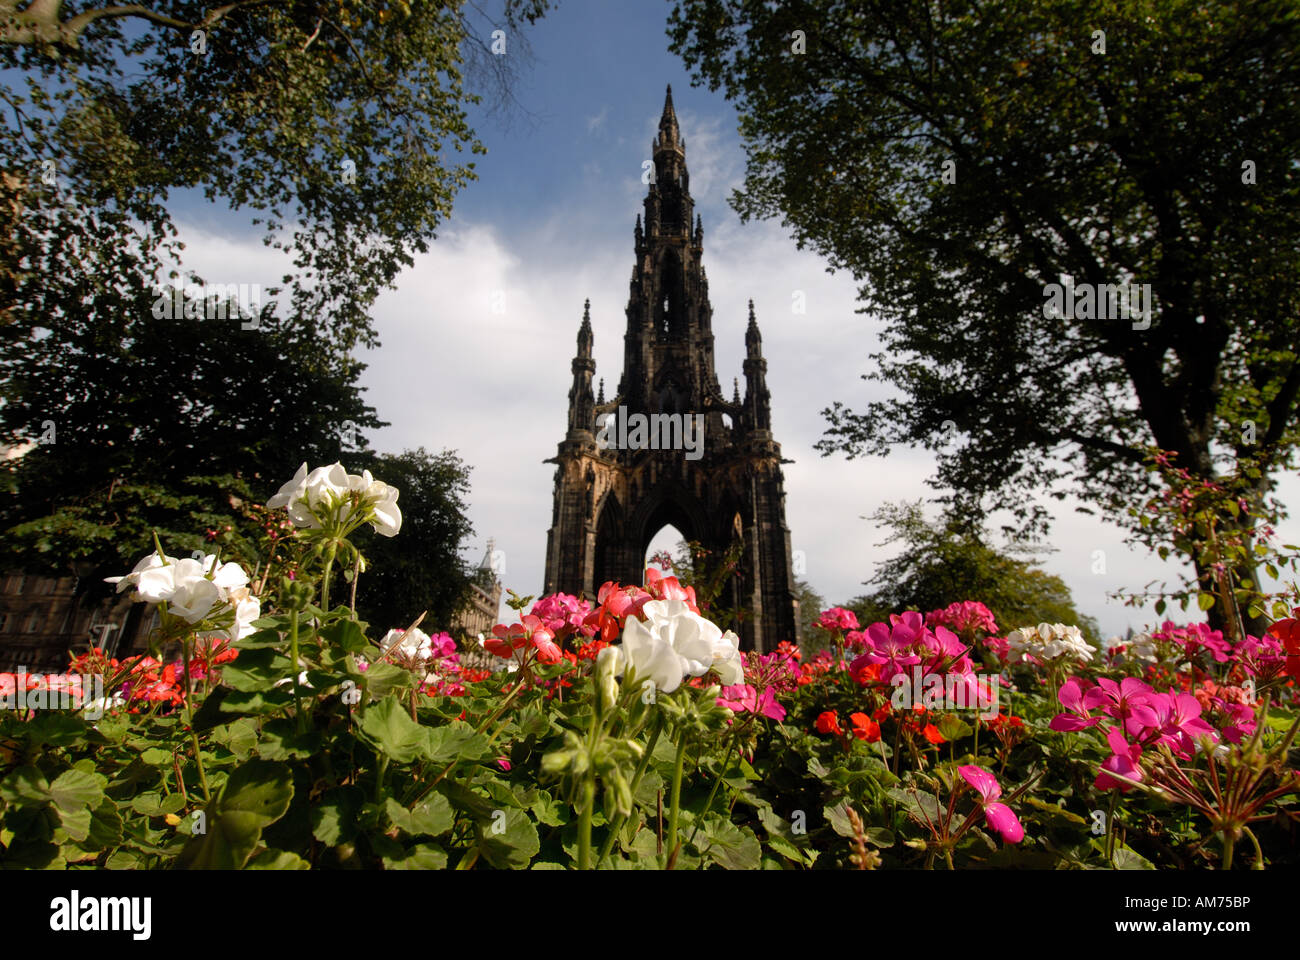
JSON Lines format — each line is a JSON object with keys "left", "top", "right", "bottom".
{"left": 597, "top": 378, "right": 605, "bottom": 404}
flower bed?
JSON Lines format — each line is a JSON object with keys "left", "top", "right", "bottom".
{"left": 1, "top": 464, "right": 1296, "bottom": 870}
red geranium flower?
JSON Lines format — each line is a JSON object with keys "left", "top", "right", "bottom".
{"left": 849, "top": 712, "right": 881, "bottom": 743}
{"left": 815, "top": 710, "right": 843, "bottom": 736}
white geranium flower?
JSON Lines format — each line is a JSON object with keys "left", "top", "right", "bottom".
{"left": 1007, "top": 622, "right": 1094, "bottom": 662}
{"left": 109, "top": 551, "right": 260, "bottom": 636}
{"left": 380, "top": 627, "right": 433, "bottom": 661}
{"left": 304, "top": 462, "right": 350, "bottom": 510}
{"left": 712, "top": 630, "right": 745, "bottom": 686}
{"left": 161, "top": 559, "right": 223, "bottom": 623}
{"left": 347, "top": 468, "right": 402, "bottom": 537}
{"left": 268, "top": 462, "right": 402, "bottom": 537}
{"left": 615, "top": 599, "right": 729, "bottom": 694}
{"left": 266, "top": 462, "right": 316, "bottom": 527}
{"left": 104, "top": 551, "right": 177, "bottom": 594}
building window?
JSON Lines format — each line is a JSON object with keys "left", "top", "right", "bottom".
{"left": 40, "top": 577, "right": 56, "bottom": 594}
{"left": 24, "top": 611, "right": 41, "bottom": 634}
{"left": 0, "top": 613, "right": 7, "bottom": 632}
{"left": 9, "top": 574, "right": 25, "bottom": 594}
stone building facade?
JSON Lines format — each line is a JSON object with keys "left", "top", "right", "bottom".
{"left": 0, "top": 572, "right": 154, "bottom": 673}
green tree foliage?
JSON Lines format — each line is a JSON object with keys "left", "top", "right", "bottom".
{"left": 349, "top": 448, "right": 477, "bottom": 633}
{"left": 667, "top": 0, "right": 1300, "bottom": 588}
{"left": 1, "top": 0, "right": 553, "bottom": 355}
{"left": 0, "top": 298, "right": 385, "bottom": 588}
{"left": 793, "top": 578, "right": 829, "bottom": 655}
{"left": 845, "top": 501, "right": 1100, "bottom": 642}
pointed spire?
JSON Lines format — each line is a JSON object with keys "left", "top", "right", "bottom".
{"left": 732, "top": 377, "right": 741, "bottom": 404}
{"left": 576, "top": 299, "right": 593, "bottom": 358}
{"left": 746, "top": 300, "right": 763, "bottom": 357}
{"left": 597, "top": 378, "right": 605, "bottom": 404}
{"left": 656, "top": 83, "right": 682, "bottom": 155}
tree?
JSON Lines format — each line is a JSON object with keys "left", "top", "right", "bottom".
{"left": 0, "top": 293, "right": 385, "bottom": 591}
{"left": 668, "top": 0, "right": 1300, "bottom": 630}
{"left": 793, "top": 577, "right": 828, "bottom": 654}
{"left": 1, "top": 0, "right": 553, "bottom": 367}
{"left": 846, "top": 501, "right": 1100, "bottom": 642}
{"left": 349, "top": 447, "right": 478, "bottom": 633}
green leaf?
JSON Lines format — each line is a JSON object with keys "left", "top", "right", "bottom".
{"left": 312, "top": 789, "right": 362, "bottom": 846}
{"left": 255, "top": 719, "right": 322, "bottom": 760}
{"left": 699, "top": 819, "right": 762, "bottom": 870}
{"left": 936, "top": 714, "right": 973, "bottom": 741}
{"left": 1197, "top": 592, "right": 1216, "bottom": 611}
{"left": 140, "top": 747, "right": 173, "bottom": 767}
{"left": 49, "top": 768, "right": 106, "bottom": 812}
{"left": 0, "top": 766, "right": 52, "bottom": 805}
{"left": 217, "top": 689, "right": 294, "bottom": 716}
{"left": 320, "top": 620, "right": 371, "bottom": 655}
{"left": 247, "top": 849, "right": 311, "bottom": 869}
{"left": 357, "top": 695, "right": 434, "bottom": 763}
{"left": 361, "top": 662, "right": 416, "bottom": 699}
{"left": 383, "top": 842, "right": 448, "bottom": 870}
{"left": 385, "top": 794, "right": 454, "bottom": 837}
{"left": 223, "top": 648, "right": 294, "bottom": 692}
{"left": 474, "top": 807, "right": 540, "bottom": 869}
{"left": 176, "top": 760, "right": 294, "bottom": 869}
{"left": 1110, "top": 844, "right": 1156, "bottom": 870}
{"left": 82, "top": 799, "right": 125, "bottom": 849}
{"left": 426, "top": 721, "right": 488, "bottom": 764}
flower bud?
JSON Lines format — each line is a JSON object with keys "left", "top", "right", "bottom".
{"left": 541, "top": 749, "right": 571, "bottom": 775}
{"left": 596, "top": 645, "right": 622, "bottom": 712}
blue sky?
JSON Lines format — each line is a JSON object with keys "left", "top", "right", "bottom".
{"left": 167, "top": 0, "right": 1299, "bottom": 640}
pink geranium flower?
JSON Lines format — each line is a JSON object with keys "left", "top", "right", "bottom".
{"left": 957, "top": 765, "right": 1024, "bottom": 844}
{"left": 1096, "top": 727, "right": 1143, "bottom": 792}
{"left": 1146, "top": 692, "right": 1218, "bottom": 758}
{"left": 1050, "top": 678, "right": 1106, "bottom": 732}
{"left": 816, "top": 607, "right": 860, "bottom": 632}
{"left": 863, "top": 617, "right": 923, "bottom": 681}
{"left": 716, "top": 683, "right": 786, "bottom": 722}
{"left": 1095, "top": 677, "right": 1161, "bottom": 738}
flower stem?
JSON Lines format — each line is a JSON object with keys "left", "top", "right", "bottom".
{"left": 686, "top": 734, "right": 736, "bottom": 852}
{"left": 664, "top": 734, "right": 688, "bottom": 868}
{"left": 597, "top": 713, "right": 662, "bottom": 866}
{"left": 374, "top": 754, "right": 389, "bottom": 803}
{"left": 179, "top": 637, "right": 210, "bottom": 802}
{"left": 321, "top": 540, "right": 338, "bottom": 612}
{"left": 577, "top": 775, "right": 595, "bottom": 871}
{"left": 289, "top": 607, "right": 305, "bottom": 733}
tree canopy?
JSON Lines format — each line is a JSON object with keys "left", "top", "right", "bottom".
{"left": 846, "top": 501, "right": 1100, "bottom": 642}
{"left": 349, "top": 447, "right": 478, "bottom": 634}
{"left": 667, "top": 0, "right": 1300, "bottom": 557}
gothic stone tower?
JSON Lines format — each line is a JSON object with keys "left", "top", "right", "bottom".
{"left": 543, "top": 86, "right": 799, "bottom": 653}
